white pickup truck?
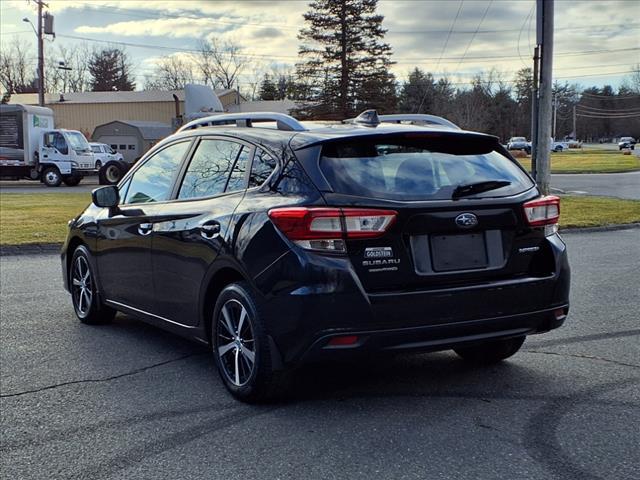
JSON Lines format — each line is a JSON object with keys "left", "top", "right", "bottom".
{"left": 0, "top": 104, "right": 96, "bottom": 186}
{"left": 89, "top": 143, "right": 126, "bottom": 185}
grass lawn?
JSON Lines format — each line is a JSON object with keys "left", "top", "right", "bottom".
{"left": 1, "top": 192, "right": 90, "bottom": 245}
{"left": 517, "top": 149, "right": 640, "bottom": 174}
{"left": 559, "top": 195, "right": 640, "bottom": 228}
{"left": 1, "top": 192, "right": 639, "bottom": 246}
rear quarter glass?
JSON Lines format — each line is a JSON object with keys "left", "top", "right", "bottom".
{"left": 319, "top": 136, "right": 534, "bottom": 201}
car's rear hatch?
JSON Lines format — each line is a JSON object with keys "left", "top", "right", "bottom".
{"left": 307, "top": 131, "right": 559, "bottom": 324}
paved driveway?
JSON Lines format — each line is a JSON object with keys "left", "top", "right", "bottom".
{"left": 1, "top": 228, "right": 639, "bottom": 480}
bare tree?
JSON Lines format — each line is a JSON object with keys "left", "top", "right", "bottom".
{"left": 46, "top": 43, "right": 92, "bottom": 93}
{"left": 620, "top": 63, "right": 640, "bottom": 95}
{"left": 197, "top": 39, "right": 247, "bottom": 90}
{"left": 144, "top": 54, "right": 196, "bottom": 90}
{"left": 0, "top": 37, "right": 36, "bottom": 94}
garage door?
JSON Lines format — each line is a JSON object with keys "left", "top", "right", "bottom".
{"left": 94, "top": 135, "right": 139, "bottom": 163}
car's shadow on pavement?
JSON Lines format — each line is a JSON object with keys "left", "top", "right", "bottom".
{"left": 103, "top": 312, "right": 544, "bottom": 406}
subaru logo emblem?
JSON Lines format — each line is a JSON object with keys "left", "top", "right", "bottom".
{"left": 455, "top": 213, "right": 478, "bottom": 229}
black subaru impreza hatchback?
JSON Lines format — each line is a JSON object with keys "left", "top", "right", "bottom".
{"left": 61, "top": 111, "right": 570, "bottom": 402}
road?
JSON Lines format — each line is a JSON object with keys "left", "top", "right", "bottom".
{"left": 1, "top": 229, "right": 639, "bottom": 480}
{"left": 551, "top": 171, "right": 640, "bottom": 200}
{"left": 0, "top": 178, "right": 98, "bottom": 193}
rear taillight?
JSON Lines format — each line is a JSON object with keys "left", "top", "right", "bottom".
{"left": 523, "top": 195, "right": 560, "bottom": 235}
{"left": 268, "top": 207, "right": 397, "bottom": 252}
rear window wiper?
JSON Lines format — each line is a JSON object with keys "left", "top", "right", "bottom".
{"left": 452, "top": 180, "right": 511, "bottom": 199}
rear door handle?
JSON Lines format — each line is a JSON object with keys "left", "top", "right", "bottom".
{"left": 199, "top": 222, "right": 220, "bottom": 239}
{"left": 138, "top": 222, "right": 153, "bottom": 236}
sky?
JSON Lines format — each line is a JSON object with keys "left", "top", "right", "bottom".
{"left": 1, "top": 0, "right": 639, "bottom": 91}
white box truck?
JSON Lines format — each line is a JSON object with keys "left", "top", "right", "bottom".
{"left": 0, "top": 104, "right": 98, "bottom": 186}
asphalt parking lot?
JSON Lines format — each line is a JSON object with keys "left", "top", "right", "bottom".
{"left": 550, "top": 171, "right": 640, "bottom": 200}
{"left": 1, "top": 228, "right": 639, "bottom": 480}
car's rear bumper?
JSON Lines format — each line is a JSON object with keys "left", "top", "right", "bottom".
{"left": 256, "top": 234, "right": 570, "bottom": 366}
{"left": 298, "top": 305, "right": 567, "bottom": 363}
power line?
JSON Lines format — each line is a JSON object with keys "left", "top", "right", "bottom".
{"left": 576, "top": 113, "right": 640, "bottom": 118}
{"left": 417, "top": 0, "right": 464, "bottom": 112}
{"left": 433, "top": 0, "right": 465, "bottom": 73}
{"left": 454, "top": 0, "right": 493, "bottom": 72}
{"left": 37, "top": 34, "right": 640, "bottom": 64}
{"left": 60, "top": 2, "right": 640, "bottom": 35}
{"left": 517, "top": 4, "right": 535, "bottom": 68}
{"left": 578, "top": 104, "right": 640, "bottom": 112}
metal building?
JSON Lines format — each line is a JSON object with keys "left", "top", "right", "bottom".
{"left": 7, "top": 89, "right": 241, "bottom": 137}
{"left": 91, "top": 120, "right": 173, "bottom": 163}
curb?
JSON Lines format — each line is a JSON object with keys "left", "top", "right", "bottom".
{"left": 2, "top": 223, "right": 639, "bottom": 256}
{"left": 559, "top": 223, "right": 640, "bottom": 234}
{"left": 0, "top": 243, "right": 61, "bottom": 256}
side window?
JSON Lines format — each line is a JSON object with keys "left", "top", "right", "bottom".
{"left": 178, "top": 139, "right": 245, "bottom": 200}
{"left": 249, "top": 148, "right": 277, "bottom": 188}
{"left": 91, "top": 145, "right": 101, "bottom": 153}
{"left": 123, "top": 141, "right": 190, "bottom": 204}
{"left": 54, "top": 133, "right": 68, "bottom": 154}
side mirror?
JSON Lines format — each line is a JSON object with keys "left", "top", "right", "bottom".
{"left": 92, "top": 186, "right": 119, "bottom": 208}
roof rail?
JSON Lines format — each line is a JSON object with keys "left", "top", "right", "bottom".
{"left": 177, "top": 112, "right": 307, "bottom": 133}
{"left": 378, "top": 114, "right": 461, "bottom": 130}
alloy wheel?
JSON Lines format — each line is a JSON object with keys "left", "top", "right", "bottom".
{"left": 216, "top": 299, "right": 256, "bottom": 386}
{"left": 72, "top": 256, "right": 93, "bottom": 317}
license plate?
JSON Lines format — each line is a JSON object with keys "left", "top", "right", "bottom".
{"left": 430, "top": 233, "right": 488, "bottom": 271}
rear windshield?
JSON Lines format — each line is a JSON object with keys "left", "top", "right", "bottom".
{"left": 320, "top": 137, "right": 534, "bottom": 201}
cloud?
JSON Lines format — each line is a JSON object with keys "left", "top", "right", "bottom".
{"left": 3, "top": 0, "right": 638, "bottom": 87}
{"left": 76, "top": 18, "right": 235, "bottom": 38}
{"left": 253, "top": 27, "right": 285, "bottom": 39}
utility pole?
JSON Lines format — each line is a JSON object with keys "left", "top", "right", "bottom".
{"left": 530, "top": 46, "right": 540, "bottom": 176}
{"left": 37, "top": 0, "right": 45, "bottom": 106}
{"left": 534, "top": 0, "right": 554, "bottom": 195}
{"left": 572, "top": 105, "right": 576, "bottom": 140}
{"left": 552, "top": 93, "right": 557, "bottom": 140}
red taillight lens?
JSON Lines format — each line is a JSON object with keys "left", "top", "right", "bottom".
{"left": 266, "top": 208, "right": 343, "bottom": 240}
{"left": 523, "top": 195, "right": 560, "bottom": 227}
{"left": 268, "top": 207, "right": 397, "bottom": 251}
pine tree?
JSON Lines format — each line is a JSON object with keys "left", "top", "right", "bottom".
{"left": 296, "top": 0, "right": 395, "bottom": 118}
{"left": 259, "top": 74, "right": 278, "bottom": 100}
{"left": 88, "top": 48, "right": 135, "bottom": 91}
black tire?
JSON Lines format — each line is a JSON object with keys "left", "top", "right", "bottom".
{"left": 99, "top": 162, "right": 123, "bottom": 185}
{"left": 95, "top": 160, "right": 102, "bottom": 170}
{"left": 70, "top": 246, "right": 116, "bottom": 325}
{"left": 212, "top": 282, "right": 289, "bottom": 403}
{"left": 454, "top": 336, "right": 525, "bottom": 364}
{"left": 63, "top": 175, "right": 81, "bottom": 187}
{"left": 41, "top": 166, "right": 62, "bottom": 187}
